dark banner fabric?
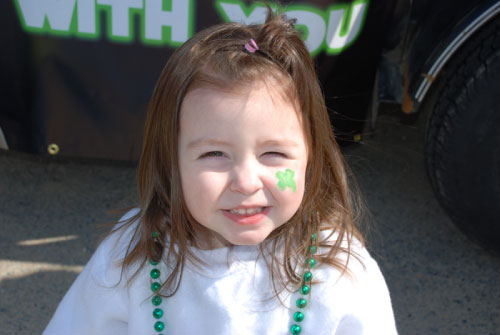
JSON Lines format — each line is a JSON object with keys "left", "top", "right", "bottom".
{"left": 1, "top": 0, "right": 390, "bottom": 161}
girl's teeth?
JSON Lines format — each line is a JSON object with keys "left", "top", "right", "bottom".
{"left": 230, "top": 207, "right": 264, "bottom": 215}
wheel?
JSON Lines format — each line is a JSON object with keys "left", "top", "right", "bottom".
{"left": 425, "top": 18, "right": 500, "bottom": 253}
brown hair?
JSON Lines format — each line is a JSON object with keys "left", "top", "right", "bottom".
{"left": 118, "top": 8, "right": 364, "bottom": 297}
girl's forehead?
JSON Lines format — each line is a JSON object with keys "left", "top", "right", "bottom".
{"left": 180, "top": 85, "right": 301, "bottom": 130}
{"left": 179, "top": 80, "right": 304, "bottom": 136}
{"left": 182, "top": 76, "right": 299, "bottom": 113}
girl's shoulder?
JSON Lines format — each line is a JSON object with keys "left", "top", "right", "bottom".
{"left": 313, "top": 231, "right": 398, "bottom": 333}
{"left": 43, "top": 209, "right": 143, "bottom": 334}
{"left": 317, "top": 229, "right": 383, "bottom": 285}
{"left": 89, "top": 208, "right": 142, "bottom": 285}
{"left": 106, "top": 207, "right": 142, "bottom": 252}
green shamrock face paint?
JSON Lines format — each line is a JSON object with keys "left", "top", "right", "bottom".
{"left": 276, "top": 169, "right": 297, "bottom": 193}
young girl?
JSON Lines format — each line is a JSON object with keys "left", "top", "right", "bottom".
{"left": 44, "top": 9, "right": 398, "bottom": 335}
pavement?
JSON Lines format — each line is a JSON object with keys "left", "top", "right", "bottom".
{"left": 0, "top": 112, "right": 499, "bottom": 335}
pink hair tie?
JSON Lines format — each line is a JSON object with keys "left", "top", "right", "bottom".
{"left": 244, "top": 38, "right": 259, "bottom": 53}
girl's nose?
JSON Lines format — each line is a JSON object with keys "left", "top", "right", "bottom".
{"left": 230, "top": 160, "right": 263, "bottom": 195}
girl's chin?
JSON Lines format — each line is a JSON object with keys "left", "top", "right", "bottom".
{"left": 222, "top": 230, "right": 273, "bottom": 247}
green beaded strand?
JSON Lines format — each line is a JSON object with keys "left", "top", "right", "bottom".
{"left": 290, "top": 233, "right": 318, "bottom": 335}
{"left": 150, "top": 232, "right": 165, "bottom": 334}
{"left": 290, "top": 233, "right": 317, "bottom": 334}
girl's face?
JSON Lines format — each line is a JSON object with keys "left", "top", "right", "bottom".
{"left": 178, "top": 79, "right": 308, "bottom": 248}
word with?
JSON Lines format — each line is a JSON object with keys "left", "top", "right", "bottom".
{"left": 14, "top": 0, "right": 194, "bottom": 47}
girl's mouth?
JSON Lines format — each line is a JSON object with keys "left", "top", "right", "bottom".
{"left": 228, "top": 207, "right": 265, "bottom": 215}
{"left": 222, "top": 207, "right": 269, "bottom": 225}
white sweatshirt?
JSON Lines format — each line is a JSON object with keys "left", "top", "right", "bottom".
{"left": 44, "top": 210, "right": 398, "bottom": 335}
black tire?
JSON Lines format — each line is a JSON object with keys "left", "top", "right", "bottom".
{"left": 425, "top": 18, "right": 500, "bottom": 253}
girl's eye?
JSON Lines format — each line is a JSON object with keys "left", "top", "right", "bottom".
{"left": 264, "top": 152, "right": 287, "bottom": 158}
{"left": 200, "top": 151, "right": 225, "bottom": 158}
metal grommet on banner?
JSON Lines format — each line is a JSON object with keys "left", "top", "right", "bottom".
{"left": 48, "top": 143, "right": 60, "bottom": 155}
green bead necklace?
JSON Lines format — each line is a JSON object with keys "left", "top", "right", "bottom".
{"left": 150, "top": 231, "right": 165, "bottom": 334}
{"left": 149, "top": 232, "right": 318, "bottom": 335}
{"left": 290, "top": 232, "right": 317, "bottom": 335}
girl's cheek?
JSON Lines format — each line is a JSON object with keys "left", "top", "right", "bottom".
{"left": 197, "top": 171, "right": 228, "bottom": 187}
{"left": 273, "top": 167, "right": 303, "bottom": 194}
